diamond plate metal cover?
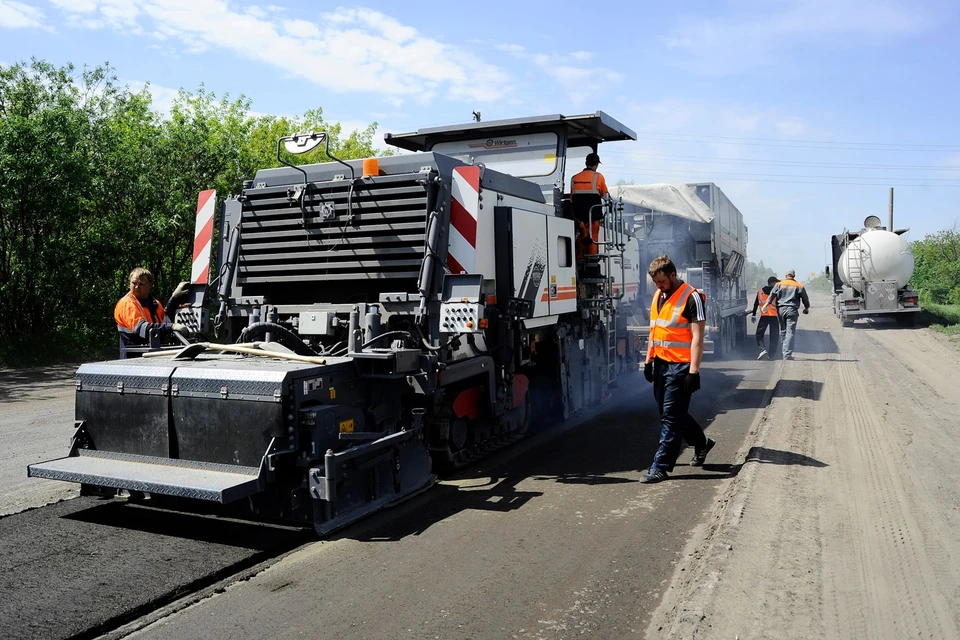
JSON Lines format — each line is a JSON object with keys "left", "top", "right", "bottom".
{"left": 76, "top": 361, "right": 177, "bottom": 395}
{"left": 172, "top": 366, "right": 288, "bottom": 401}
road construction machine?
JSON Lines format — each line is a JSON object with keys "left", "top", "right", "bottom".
{"left": 830, "top": 215, "right": 920, "bottom": 326}
{"left": 29, "top": 112, "right": 649, "bottom": 535}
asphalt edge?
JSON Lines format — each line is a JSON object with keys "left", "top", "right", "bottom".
{"left": 644, "top": 360, "right": 782, "bottom": 639}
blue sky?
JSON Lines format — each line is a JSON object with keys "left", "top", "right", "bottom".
{"left": 2, "top": 0, "right": 959, "bottom": 279}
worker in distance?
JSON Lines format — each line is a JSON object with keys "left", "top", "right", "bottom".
{"left": 760, "top": 268, "right": 810, "bottom": 360}
{"left": 751, "top": 275, "right": 781, "bottom": 360}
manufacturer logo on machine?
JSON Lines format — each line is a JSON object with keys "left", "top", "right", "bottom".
{"left": 468, "top": 139, "right": 518, "bottom": 150}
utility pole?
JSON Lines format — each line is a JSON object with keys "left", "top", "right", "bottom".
{"left": 888, "top": 187, "right": 894, "bottom": 231}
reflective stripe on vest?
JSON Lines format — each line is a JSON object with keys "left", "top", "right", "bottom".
{"left": 649, "top": 282, "right": 696, "bottom": 363}
{"left": 758, "top": 289, "right": 778, "bottom": 316}
{"left": 571, "top": 170, "right": 600, "bottom": 195}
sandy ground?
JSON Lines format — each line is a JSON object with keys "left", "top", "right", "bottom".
{"left": 648, "top": 302, "right": 960, "bottom": 639}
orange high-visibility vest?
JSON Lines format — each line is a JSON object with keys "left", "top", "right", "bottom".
{"left": 570, "top": 169, "right": 608, "bottom": 197}
{"left": 114, "top": 292, "right": 165, "bottom": 332}
{"left": 758, "top": 289, "right": 778, "bottom": 316}
{"left": 649, "top": 282, "right": 696, "bottom": 363}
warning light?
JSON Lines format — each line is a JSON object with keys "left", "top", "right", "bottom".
{"left": 478, "top": 319, "right": 488, "bottom": 329}
{"left": 362, "top": 157, "right": 379, "bottom": 177}
{"left": 466, "top": 321, "right": 475, "bottom": 329}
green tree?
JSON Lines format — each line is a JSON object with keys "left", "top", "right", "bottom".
{"left": 911, "top": 225, "right": 960, "bottom": 305}
{"left": 743, "top": 260, "right": 778, "bottom": 291}
{"left": 0, "top": 59, "right": 387, "bottom": 364}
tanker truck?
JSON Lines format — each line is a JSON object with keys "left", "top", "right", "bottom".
{"left": 830, "top": 215, "right": 920, "bottom": 326}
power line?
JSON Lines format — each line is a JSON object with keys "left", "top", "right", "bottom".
{"left": 604, "top": 164, "right": 960, "bottom": 183}
{"left": 631, "top": 130, "right": 960, "bottom": 151}
{"left": 601, "top": 149, "right": 960, "bottom": 171}
{"left": 606, "top": 167, "right": 960, "bottom": 188}
{"left": 631, "top": 134, "right": 960, "bottom": 153}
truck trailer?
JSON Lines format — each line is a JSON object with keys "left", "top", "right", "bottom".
{"left": 613, "top": 183, "right": 749, "bottom": 357}
{"left": 29, "top": 112, "right": 652, "bottom": 535}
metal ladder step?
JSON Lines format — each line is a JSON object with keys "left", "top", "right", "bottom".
{"left": 28, "top": 449, "right": 265, "bottom": 503}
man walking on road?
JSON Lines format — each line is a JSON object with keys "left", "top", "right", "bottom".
{"left": 761, "top": 269, "right": 810, "bottom": 360}
{"left": 751, "top": 276, "right": 781, "bottom": 360}
{"left": 640, "top": 255, "right": 715, "bottom": 484}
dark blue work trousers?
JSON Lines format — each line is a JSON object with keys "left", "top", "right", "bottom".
{"left": 651, "top": 358, "right": 707, "bottom": 472}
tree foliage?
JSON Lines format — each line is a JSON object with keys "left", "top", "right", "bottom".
{"left": 0, "top": 59, "right": 386, "bottom": 364}
{"left": 743, "top": 260, "right": 778, "bottom": 291}
{"left": 911, "top": 224, "right": 960, "bottom": 305}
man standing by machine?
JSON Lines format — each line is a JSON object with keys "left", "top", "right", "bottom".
{"left": 640, "top": 255, "right": 716, "bottom": 484}
{"left": 751, "top": 276, "right": 781, "bottom": 360}
{"left": 569, "top": 152, "right": 608, "bottom": 259}
{"left": 761, "top": 268, "right": 810, "bottom": 360}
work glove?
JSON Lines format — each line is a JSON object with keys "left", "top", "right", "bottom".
{"left": 170, "top": 281, "right": 190, "bottom": 301}
{"left": 750, "top": 315, "right": 756, "bottom": 324}
{"left": 802, "top": 307, "right": 809, "bottom": 315}
{"left": 171, "top": 322, "right": 193, "bottom": 335}
{"left": 643, "top": 361, "right": 654, "bottom": 383}
{"left": 683, "top": 371, "right": 701, "bottom": 394}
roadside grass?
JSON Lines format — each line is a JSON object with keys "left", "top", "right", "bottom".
{"left": 920, "top": 303, "right": 960, "bottom": 338}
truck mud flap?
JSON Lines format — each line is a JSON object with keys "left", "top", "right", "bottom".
{"left": 28, "top": 449, "right": 265, "bottom": 503}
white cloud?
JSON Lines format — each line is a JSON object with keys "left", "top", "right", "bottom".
{"left": 53, "top": 1, "right": 513, "bottom": 103}
{"left": 50, "top": 0, "right": 141, "bottom": 33}
{"left": 499, "top": 45, "right": 623, "bottom": 105}
{"left": 661, "top": 0, "right": 939, "bottom": 74}
{"left": 0, "top": 0, "right": 49, "bottom": 30}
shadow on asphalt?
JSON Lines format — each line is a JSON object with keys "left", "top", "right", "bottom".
{"left": 350, "top": 347, "right": 771, "bottom": 542}
{"left": 63, "top": 500, "right": 310, "bottom": 549}
{"left": 773, "top": 378, "right": 824, "bottom": 401}
{"left": 0, "top": 364, "right": 79, "bottom": 403}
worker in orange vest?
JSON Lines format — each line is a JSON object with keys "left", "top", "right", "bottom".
{"left": 751, "top": 276, "right": 781, "bottom": 360}
{"left": 640, "top": 255, "right": 715, "bottom": 484}
{"left": 569, "top": 152, "right": 608, "bottom": 259}
{"left": 114, "top": 267, "right": 191, "bottom": 358}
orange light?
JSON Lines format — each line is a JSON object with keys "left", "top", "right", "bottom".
{"left": 466, "top": 321, "right": 475, "bottom": 329}
{"left": 478, "top": 319, "right": 489, "bottom": 329}
{"left": 362, "top": 157, "right": 379, "bottom": 178}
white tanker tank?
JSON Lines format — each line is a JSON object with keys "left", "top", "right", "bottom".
{"left": 830, "top": 215, "right": 920, "bottom": 326}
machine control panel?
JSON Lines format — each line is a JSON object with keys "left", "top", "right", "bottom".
{"left": 440, "top": 302, "right": 482, "bottom": 333}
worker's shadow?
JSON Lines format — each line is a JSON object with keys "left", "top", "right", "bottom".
{"left": 668, "top": 446, "right": 827, "bottom": 481}
{"left": 744, "top": 446, "right": 828, "bottom": 467}
{"left": 352, "top": 367, "right": 760, "bottom": 541}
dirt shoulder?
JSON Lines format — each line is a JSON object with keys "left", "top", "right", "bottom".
{"left": 647, "top": 306, "right": 960, "bottom": 639}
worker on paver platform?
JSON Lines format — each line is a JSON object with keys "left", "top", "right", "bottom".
{"left": 114, "top": 267, "right": 191, "bottom": 358}
{"left": 761, "top": 268, "right": 811, "bottom": 360}
{"left": 751, "top": 276, "right": 781, "bottom": 360}
{"left": 640, "top": 255, "right": 716, "bottom": 484}
{"left": 570, "top": 152, "right": 608, "bottom": 259}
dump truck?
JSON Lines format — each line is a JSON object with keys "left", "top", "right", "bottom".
{"left": 29, "top": 112, "right": 650, "bottom": 535}
{"left": 830, "top": 215, "right": 920, "bottom": 326}
{"left": 613, "top": 183, "right": 749, "bottom": 356}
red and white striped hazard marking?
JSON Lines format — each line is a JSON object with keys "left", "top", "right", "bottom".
{"left": 448, "top": 166, "right": 480, "bottom": 274}
{"left": 192, "top": 189, "right": 216, "bottom": 284}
